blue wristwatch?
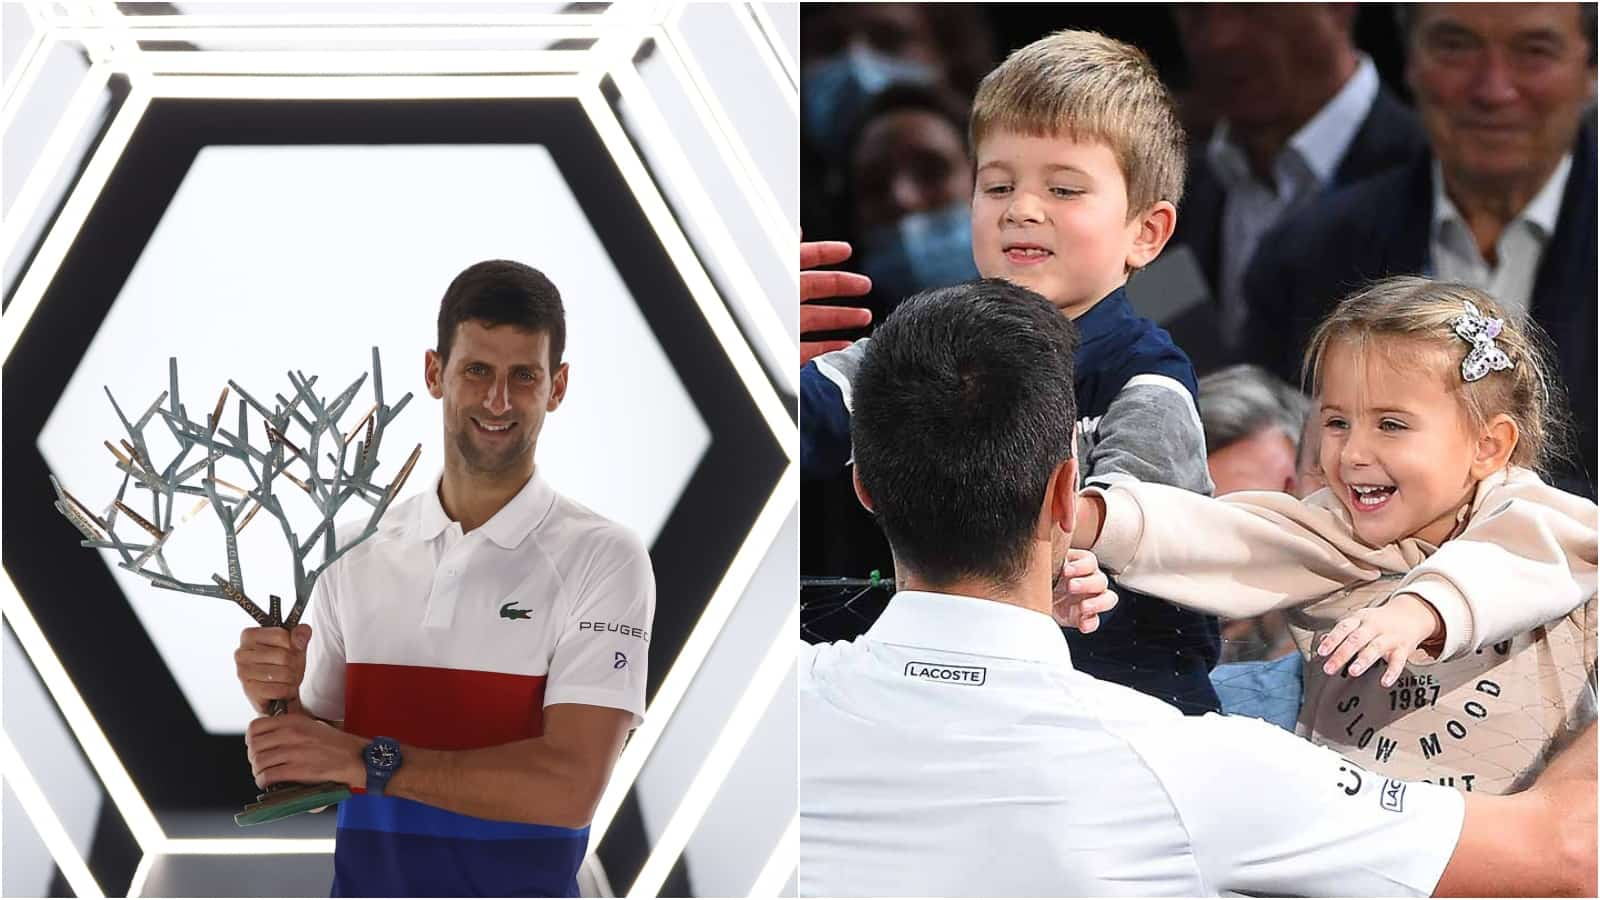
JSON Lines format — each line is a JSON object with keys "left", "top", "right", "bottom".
{"left": 362, "top": 736, "right": 403, "bottom": 796}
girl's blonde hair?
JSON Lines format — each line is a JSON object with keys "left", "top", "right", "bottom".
{"left": 1301, "top": 276, "right": 1567, "bottom": 472}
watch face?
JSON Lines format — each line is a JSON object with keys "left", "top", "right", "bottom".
{"left": 366, "top": 742, "right": 399, "bottom": 770}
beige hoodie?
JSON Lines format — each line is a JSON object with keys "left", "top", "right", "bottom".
{"left": 1089, "top": 466, "right": 1597, "bottom": 793}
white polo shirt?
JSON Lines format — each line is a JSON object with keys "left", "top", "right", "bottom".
{"left": 800, "top": 591, "right": 1465, "bottom": 898}
{"left": 303, "top": 469, "right": 654, "bottom": 734}
{"left": 299, "top": 470, "right": 654, "bottom": 896}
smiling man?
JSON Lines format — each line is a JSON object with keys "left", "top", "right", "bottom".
{"left": 232, "top": 260, "right": 655, "bottom": 897}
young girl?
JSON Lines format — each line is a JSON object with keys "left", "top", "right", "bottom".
{"left": 1070, "top": 276, "right": 1596, "bottom": 793}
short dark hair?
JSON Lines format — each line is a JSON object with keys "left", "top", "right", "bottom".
{"left": 851, "top": 279, "right": 1079, "bottom": 588}
{"left": 436, "top": 260, "right": 566, "bottom": 367}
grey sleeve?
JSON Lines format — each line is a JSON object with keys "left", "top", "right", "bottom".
{"left": 1081, "top": 377, "right": 1214, "bottom": 496}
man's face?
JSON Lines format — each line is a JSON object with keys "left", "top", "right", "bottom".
{"left": 1174, "top": 3, "right": 1355, "bottom": 131}
{"left": 1407, "top": 3, "right": 1595, "bottom": 190}
{"left": 425, "top": 320, "right": 567, "bottom": 479}
{"left": 970, "top": 131, "right": 1143, "bottom": 314}
{"left": 851, "top": 108, "right": 972, "bottom": 233}
{"left": 1207, "top": 428, "right": 1300, "bottom": 496}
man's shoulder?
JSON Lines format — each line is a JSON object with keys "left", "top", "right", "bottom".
{"left": 1266, "top": 162, "right": 1424, "bottom": 271}
{"left": 1336, "top": 84, "right": 1426, "bottom": 185}
{"left": 323, "top": 490, "right": 421, "bottom": 568}
{"left": 541, "top": 491, "right": 651, "bottom": 568}
{"left": 798, "top": 636, "right": 854, "bottom": 685}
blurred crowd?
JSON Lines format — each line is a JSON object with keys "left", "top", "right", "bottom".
{"left": 801, "top": 2, "right": 1597, "bottom": 662}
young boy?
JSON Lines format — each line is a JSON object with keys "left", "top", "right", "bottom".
{"left": 802, "top": 29, "right": 1221, "bottom": 714}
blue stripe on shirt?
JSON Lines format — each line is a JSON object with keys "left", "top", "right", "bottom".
{"left": 331, "top": 795, "right": 589, "bottom": 897}
{"left": 337, "top": 793, "right": 587, "bottom": 841}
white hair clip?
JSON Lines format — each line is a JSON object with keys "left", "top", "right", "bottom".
{"left": 1449, "top": 301, "right": 1514, "bottom": 383}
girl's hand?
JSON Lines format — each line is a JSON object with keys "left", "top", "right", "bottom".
{"left": 1317, "top": 595, "right": 1444, "bottom": 687}
{"left": 1053, "top": 549, "right": 1117, "bottom": 633}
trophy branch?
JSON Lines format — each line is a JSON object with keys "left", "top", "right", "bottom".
{"left": 48, "top": 347, "right": 421, "bottom": 826}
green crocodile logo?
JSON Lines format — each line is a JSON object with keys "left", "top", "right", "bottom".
{"left": 499, "top": 602, "right": 532, "bottom": 620}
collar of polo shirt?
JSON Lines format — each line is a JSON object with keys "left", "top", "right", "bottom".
{"left": 414, "top": 471, "right": 559, "bottom": 549}
{"left": 868, "top": 591, "right": 1074, "bottom": 667}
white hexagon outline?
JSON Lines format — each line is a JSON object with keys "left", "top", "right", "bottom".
{"left": 0, "top": 5, "right": 799, "bottom": 896}
{"left": 604, "top": 8, "right": 801, "bottom": 394}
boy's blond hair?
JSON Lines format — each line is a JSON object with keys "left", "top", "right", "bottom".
{"left": 970, "top": 29, "right": 1186, "bottom": 219}
{"left": 1302, "top": 276, "right": 1567, "bottom": 472}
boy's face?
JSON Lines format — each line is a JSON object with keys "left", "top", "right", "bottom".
{"left": 970, "top": 130, "right": 1146, "bottom": 315}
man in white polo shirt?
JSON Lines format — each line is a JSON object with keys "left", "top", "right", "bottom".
{"left": 799, "top": 278, "right": 1596, "bottom": 897}
{"left": 232, "top": 260, "right": 654, "bottom": 897}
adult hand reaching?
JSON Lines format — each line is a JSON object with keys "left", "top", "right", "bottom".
{"left": 801, "top": 239, "right": 872, "bottom": 365}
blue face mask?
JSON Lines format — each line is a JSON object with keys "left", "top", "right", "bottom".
{"left": 858, "top": 202, "right": 980, "bottom": 306}
{"left": 802, "top": 47, "right": 936, "bottom": 162}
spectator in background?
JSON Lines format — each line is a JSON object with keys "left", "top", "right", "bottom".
{"left": 1242, "top": 2, "right": 1596, "bottom": 498}
{"left": 844, "top": 84, "right": 981, "bottom": 323}
{"left": 801, "top": 3, "right": 995, "bottom": 163}
{"left": 800, "top": 4, "right": 995, "bottom": 240}
{"left": 1162, "top": 4, "right": 1426, "bottom": 369}
{"left": 1197, "top": 364, "right": 1309, "bottom": 666}
{"left": 1198, "top": 364, "right": 1311, "bottom": 498}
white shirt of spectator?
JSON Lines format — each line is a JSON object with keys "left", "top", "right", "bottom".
{"left": 301, "top": 470, "right": 654, "bottom": 729}
{"left": 800, "top": 590, "right": 1465, "bottom": 898}
{"left": 1430, "top": 152, "right": 1571, "bottom": 318}
{"left": 1208, "top": 55, "right": 1380, "bottom": 348}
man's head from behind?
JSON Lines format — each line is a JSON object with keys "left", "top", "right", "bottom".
{"left": 426, "top": 260, "right": 569, "bottom": 479}
{"left": 851, "top": 279, "right": 1080, "bottom": 593}
{"left": 968, "top": 29, "right": 1184, "bottom": 316}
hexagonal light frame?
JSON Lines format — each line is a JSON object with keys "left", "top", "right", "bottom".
{"left": 0, "top": 4, "right": 798, "bottom": 896}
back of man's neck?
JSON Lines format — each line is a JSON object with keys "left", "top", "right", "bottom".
{"left": 899, "top": 573, "right": 1053, "bottom": 619}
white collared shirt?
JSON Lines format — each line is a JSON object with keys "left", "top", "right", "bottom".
{"left": 1208, "top": 55, "right": 1380, "bottom": 342}
{"left": 799, "top": 591, "right": 1464, "bottom": 897}
{"left": 301, "top": 470, "right": 654, "bottom": 741}
{"left": 1431, "top": 153, "right": 1571, "bottom": 317}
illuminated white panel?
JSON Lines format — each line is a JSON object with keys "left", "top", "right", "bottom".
{"left": 37, "top": 143, "right": 709, "bottom": 735}
{"left": 2, "top": 623, "right": 105, "bottom": 897}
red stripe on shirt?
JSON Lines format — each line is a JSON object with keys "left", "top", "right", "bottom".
{"left": 344, "top": 663, "right": 545, "bottom": 749}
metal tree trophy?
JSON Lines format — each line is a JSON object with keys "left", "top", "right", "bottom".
{"left": 48, "top": 348, "right": 421, "bottom": 826}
